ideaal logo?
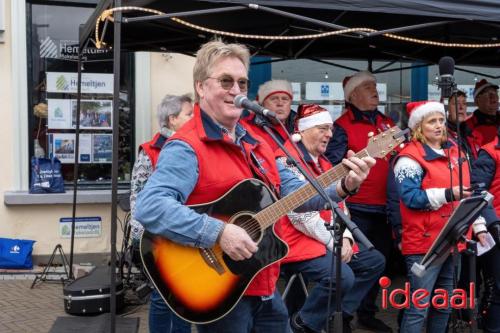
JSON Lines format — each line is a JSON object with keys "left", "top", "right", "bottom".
{"left": 379, "top": 276, "right": 475, "bottom": 310}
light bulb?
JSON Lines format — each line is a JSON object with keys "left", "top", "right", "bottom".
{"left": 324, "top": 72, "right": 329, "bottom": 79}
{"left": 474, "top": 76, "right": 478, "bottom": 82}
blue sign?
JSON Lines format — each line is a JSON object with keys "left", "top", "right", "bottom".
{"left": 320, "top": 84, "right": 330, "bottom": 97}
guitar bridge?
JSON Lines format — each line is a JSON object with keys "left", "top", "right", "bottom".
{"left": 199, "top": 248, "right": 226, "bottom": 275}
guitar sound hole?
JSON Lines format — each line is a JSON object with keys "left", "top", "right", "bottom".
{"left": 232, "top": 213, "right": 262, "bottom": 243}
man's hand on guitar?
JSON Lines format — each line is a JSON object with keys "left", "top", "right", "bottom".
{"left": 219, "top": 224, "right": 259, "bottom": 261}
{"left": 339, "top": 150, "right": 376, "bottom": 196}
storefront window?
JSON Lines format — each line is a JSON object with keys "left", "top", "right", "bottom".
{"left": 27, "top": 1, "right": 134, "bottom": 189}
{"left": 268, "top": 59, "right": 410, "bottom": 125}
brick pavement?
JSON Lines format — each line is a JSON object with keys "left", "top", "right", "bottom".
{"left": 0, "top": 277, "right": 400, "bottom": 333}
{"left": 0, "top": 280, "right": 149, "bottom": 333}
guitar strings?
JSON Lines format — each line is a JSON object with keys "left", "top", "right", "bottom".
{"left": 208, "top": 132, "right": 402, "bottom": 260}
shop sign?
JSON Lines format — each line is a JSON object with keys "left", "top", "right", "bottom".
{"left": 59, "top": 217, "right": 102, "bottom": 238}
{"left": 306, "top": 82, "right": 387, "bottom": 101}
{"left": 428, "top": 84, "right": 475, "bottom": 103}
{"left": 305, "top": 82, "right": 343, "bottom": 100}
{"left": 291, "top": 82, "right": 301, "bottom": 101}
{"left": 39, "top": 37, "right": 107, "bottom": 60}
{"left": 47, "top": 72, "right": 113, "bottom": 94}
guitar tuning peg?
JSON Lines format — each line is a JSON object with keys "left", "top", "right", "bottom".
{"left": 368, "top": 132, "right": 374, "bottom": 138}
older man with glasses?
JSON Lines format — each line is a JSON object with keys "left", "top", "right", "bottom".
{"left": 135, "top": 40, "right": 376, "bottom": 333}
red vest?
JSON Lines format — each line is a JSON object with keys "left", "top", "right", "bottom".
{"left": 172, "top": 104, "right": 282, "bottom": 296}
{"left": 466, "top": 112, "right": 499, "bottom": 147}
{"left": 276, "top": 141, "right": 331, "bottom": 263}
{"left": 275, "top": 141, "right": 357, "bottom": 263}
{"left": 480, "top": 137, "right": 500, "bottom": 216}
{"left": 335, "top": 107, "right": 395, "bottom": 206}
{"left": 242, "top": 113, "right": 290, "bottom": 153}
{"left": 446, "top": 126, "right": 480, "bottom": 160}
{"left": 139, "top": 132, "right": 167, "bottom": 169}
{"left": 398, "top": 141, "right": 471, "bottom": 255}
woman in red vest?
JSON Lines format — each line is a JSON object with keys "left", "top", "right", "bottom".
{"left": 277, "top": 104, "right": 385, "bottom": 333}
{"left": 129, "top": 94, "right": 193, "bottom": 333}
{"left": 394, "top": 101, "right": 488, "bottom": 333}
{"left": 130, "top": 94, "right": 193, "bottom": 242}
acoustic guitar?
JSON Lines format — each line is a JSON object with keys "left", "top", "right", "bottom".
{"left": 140, "top": 126, "right": 406, "bottom": 324}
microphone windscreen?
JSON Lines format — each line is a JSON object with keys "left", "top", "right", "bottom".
{"left": 233, "top": 95, "right": 247, "bottom": 108}
{"left": 438, "top": 56, "right": 455, "bottom": 76}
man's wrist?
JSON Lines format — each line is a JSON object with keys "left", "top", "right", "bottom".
{"left": 341, "top": 177, "right": 359, "bottom": 196}
{"left": 216, "top": 223, "right": 226, "bottom": 244}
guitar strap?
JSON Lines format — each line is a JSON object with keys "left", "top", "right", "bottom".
{"left": 249, "top": 150, "right": 280, "bottom": 197}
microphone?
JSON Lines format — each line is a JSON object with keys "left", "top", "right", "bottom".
{"left": 438, "top": 56, "right": 455, "bottom": 99}
{"left": 234, "top": 95, "right": 277, "bottom": 119}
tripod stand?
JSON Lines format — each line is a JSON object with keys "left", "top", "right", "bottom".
{"left": 31, "top": 244, "right": 70, "bottom": 289}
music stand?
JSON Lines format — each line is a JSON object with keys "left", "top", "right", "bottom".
{"left": 411, "top": 192, "right": 493, "bottom": 278}
{"left": 411, "top": 192, "right": 493, "bottom": 333}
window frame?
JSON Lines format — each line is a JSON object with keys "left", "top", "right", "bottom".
{"left": 25, "top": 0, "right": 135, "bottom": 190}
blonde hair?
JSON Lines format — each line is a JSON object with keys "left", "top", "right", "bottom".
{"left": 193, "top": 40, "right": 250, "bottom": 102}
{"left": 411, "top": 111, "right": 447, "bottom": 145}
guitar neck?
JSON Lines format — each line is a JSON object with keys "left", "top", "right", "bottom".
{"left": 255, "top": 149, "right": 370, "bottom": 228}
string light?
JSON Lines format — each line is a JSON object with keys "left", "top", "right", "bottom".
{"left": 93, "top": 6, "right": 500, "bottom": 50}
{"left": 324, "top": 72, "right": 329, "bottom": 79}
{"left": 474, "top": 76, "right": 478, "bottom": 82}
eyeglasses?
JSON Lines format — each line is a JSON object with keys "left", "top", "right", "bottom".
{"left": 206, "top": 75, "right": 250, "bottom": 91}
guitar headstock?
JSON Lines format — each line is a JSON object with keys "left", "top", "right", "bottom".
{"left": 365, "top": 126, "right": 408, "bottom": 158}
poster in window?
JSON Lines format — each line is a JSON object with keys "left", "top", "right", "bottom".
{"left": 92, "top": 134, "right": 112, "bottom": 163}
{"left": 71, "top": 99, "right": 112, "bottom": 130}
{"left": 51, "top": 133, "right": 92, "bottom": 164}
{"left": 46, "top": 72, "right": 114, "bottom": 94}
{"left": 48, "top": 99, "right": 72, "bottom": 129}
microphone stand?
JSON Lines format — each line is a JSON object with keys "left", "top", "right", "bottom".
{"left": 253, "top": 114, "right": 373, "bottom": 333}
{"left": 452, "top": 88, "right": 480, "bottom": 333}
{"left": 445, "top": 83, "right": 478, "bottom": 333}
{"left": 452, "top": 85, "right": 464, "bottom": 200}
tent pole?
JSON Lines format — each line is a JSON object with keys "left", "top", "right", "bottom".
{"left": 110, "top": 0, "right": 122, "bottom": 332}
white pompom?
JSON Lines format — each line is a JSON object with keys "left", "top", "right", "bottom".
{"left": 291, "top": 133, "right": 302, "bottom": 142}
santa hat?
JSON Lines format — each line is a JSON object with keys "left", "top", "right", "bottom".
{"left": 343, "top": 71, "right": 376, "bottom": 100}
{"left": 406, "top": 101, "right": 445, "bottom": 130}
{"left": 291, "top": 104, "right": 333, "bottom": 142}
{"left": 257, "top": 79, "right": 293, "bottom": 103}
{"left": 473, "top": 79, "right": 499, "bottom": 99}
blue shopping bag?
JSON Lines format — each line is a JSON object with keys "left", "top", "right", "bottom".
{"left": 0, "top": 238, "right": 36, "bottom": 269}
{"left": 29, "top": 156, "right": 65, "bottom": 194}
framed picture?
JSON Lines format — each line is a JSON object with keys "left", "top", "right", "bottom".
{"left": 71, "top": 99, "right": 112, "bottom": 130}
{"left": 48, "top": 99, "right": 72, "bottom": 129}
{"left": 92, "top": 134, "right": 112, "bottom": 163}
{"left": 50, "top": 133, "right": 92, "bottom": 164}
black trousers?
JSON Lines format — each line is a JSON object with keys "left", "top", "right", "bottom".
{"left": 483, "top": 245, "right": 500, "bottom": 333}
{"left": 348, "top": 208, "right": 394, "bottom": 317}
